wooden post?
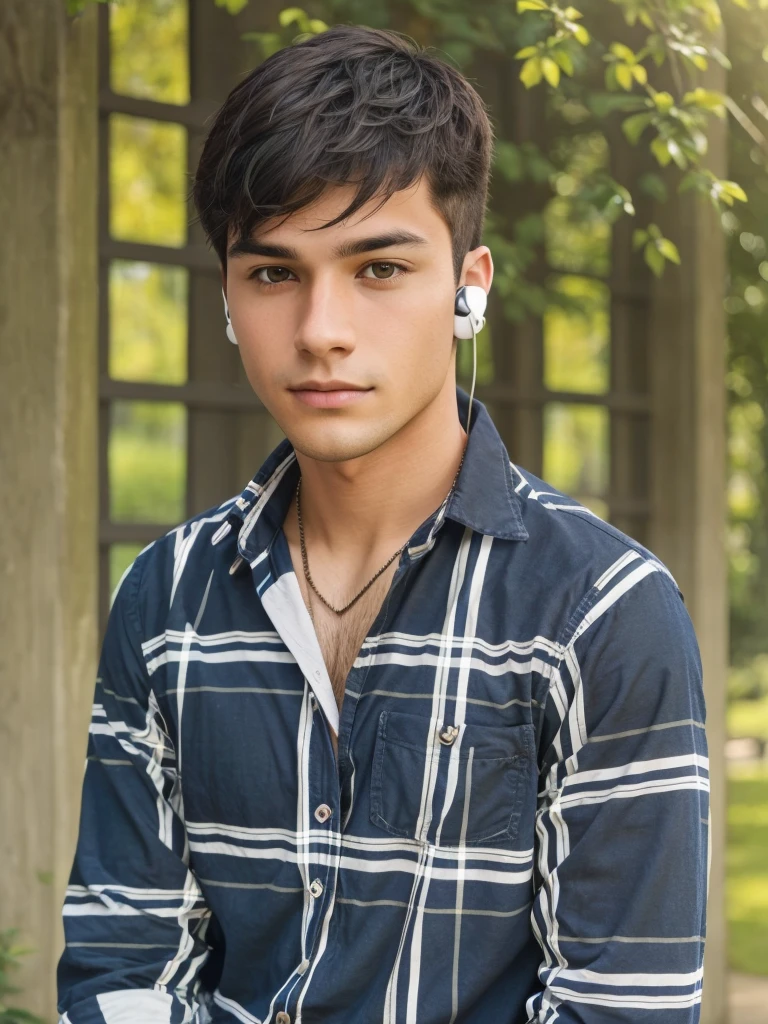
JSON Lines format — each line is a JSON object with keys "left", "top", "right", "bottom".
{"left": 647, "top": 101, "right": 729, "bottom": 1024}
{"left": 0, "top": 1, "right": 98, "bottom": 1016}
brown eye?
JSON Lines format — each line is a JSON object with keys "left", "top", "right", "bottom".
{"left": 261, "top": 266, "right": 292, "bottom": 284}
{"left": 370, "top": 262, "right": 396, "bottom": 279}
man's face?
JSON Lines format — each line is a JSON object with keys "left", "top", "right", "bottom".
{"left": 222, "top": 176, "right": 492, "bottom": 463}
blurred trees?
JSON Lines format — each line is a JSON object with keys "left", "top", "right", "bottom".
{"left": 722, "top": 1, "right": 768, "bottom": 691}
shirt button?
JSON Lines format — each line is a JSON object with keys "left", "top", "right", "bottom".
{"left": 276, "top": 1013, "right": 291, "bottom": 1024}
{"left": 309, "top": 879, "right": 324, "bottom": 898}
{"left": 314, "top": 803, "right": 332, "bottom": 823}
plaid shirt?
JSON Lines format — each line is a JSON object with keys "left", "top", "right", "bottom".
{"left": 58, "top": 388, "right": 709, "bottom": 1024}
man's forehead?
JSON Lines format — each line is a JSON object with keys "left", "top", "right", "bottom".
{"left": 227, "top": 177, "right": 444, "bottom": 251}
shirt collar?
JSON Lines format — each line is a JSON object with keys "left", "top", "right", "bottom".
{"left": 447, "top": 386, "right": 528, "bottom": 542}
{"left": 212, "top": 385, "right": 528, "bottom": 569}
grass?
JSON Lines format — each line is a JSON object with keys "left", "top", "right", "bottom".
{"left": 728, "top": 696, "right": 768, "bottom": 743}
{"left": 727, "top": 762, "right": 768, "bottom": 976}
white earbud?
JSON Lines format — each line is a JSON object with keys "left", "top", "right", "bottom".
{"left": 222, "top": 288, "right": 239, "bottom": 346}
{"left": 453, "top": 285, "right": 487, "bottom": 340}
{"left": 454, "top": 285, "right": 487, "bottom": 435}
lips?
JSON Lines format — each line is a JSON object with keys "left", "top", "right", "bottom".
{"left": 288, "top": 383, "right": 374, "bottom": 410}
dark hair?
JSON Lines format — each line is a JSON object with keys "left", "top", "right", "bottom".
{"left": 191, "top": 24, "right": 494, "bottom": 284}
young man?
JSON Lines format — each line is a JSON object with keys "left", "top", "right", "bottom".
{"left": 57, "top": 24, "right": 709, "bottom": 1024}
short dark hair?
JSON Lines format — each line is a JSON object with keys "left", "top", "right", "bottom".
{"left": 191, "top": 24, "right": 494, "bottom": 284}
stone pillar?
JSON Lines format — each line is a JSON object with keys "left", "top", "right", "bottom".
{"left": 0, "top": 1, "right": 98, "bottom": 1016}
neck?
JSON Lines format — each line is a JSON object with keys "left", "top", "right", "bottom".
{"left": 292, "top": 383, "right": 468, "bottom": 561}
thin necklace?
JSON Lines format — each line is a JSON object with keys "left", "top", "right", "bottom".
{"left": 296, "top": 443, "right": 467, "bottom": 616}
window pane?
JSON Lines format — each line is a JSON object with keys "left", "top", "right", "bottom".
{"left": 544, "top": 275, "right": 610, "bottom": 395}
{"left": 109, "top": 261, "right": 188, "bottom": 384}
{"left": 110, "top": 0, "right": 190, "bottom": 105}
{"left": 109, "top": 543, "right": 145, "bottom": 598}
{"left": 109, "top": 401, "right": 187, "bottom": 523}
{"left": 109, "top": 114, "right": 187, "bottom": 247}
{"left": 543, "top": 403, "right": 609, "bottom": 500}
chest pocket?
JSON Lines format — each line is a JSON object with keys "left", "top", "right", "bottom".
{"left": 370, "top": 710, "right": 534, "bottom": 848}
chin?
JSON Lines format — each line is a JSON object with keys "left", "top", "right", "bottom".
{"left": 289, "top": 431, "right": 386, "bottom": 464}
{"left": 286, "top": 418, "right": 402, "bottom": 464}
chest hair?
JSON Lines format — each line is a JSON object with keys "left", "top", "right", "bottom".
{"left": 310, "top": 566, "right": 396, "bottom": 711}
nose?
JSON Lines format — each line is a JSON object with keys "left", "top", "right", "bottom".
{"left": 293, "top": 274, "right": 356, "bottom": 359}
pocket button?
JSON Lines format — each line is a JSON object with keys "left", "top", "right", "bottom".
{"left": 438, "top": 724, "right": 459, "bottom": 745}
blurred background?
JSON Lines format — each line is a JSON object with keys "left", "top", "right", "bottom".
{"left": 0, "top": 0, "right": 766, "bottom": 1020}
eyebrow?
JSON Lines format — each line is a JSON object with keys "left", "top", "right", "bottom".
{"left": 227, "top": 229, "right": 430, "bottom": 262}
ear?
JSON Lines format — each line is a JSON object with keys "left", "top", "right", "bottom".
{"left": 459, "top": 246, "right": 493, "bottom": 294}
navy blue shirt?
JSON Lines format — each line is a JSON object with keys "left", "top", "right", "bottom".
{"left": 58, "top": 388, "right": 709, "bottom": 1023}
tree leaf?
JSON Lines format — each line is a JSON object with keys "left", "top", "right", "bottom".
{"left": 541, "top": 57, "right": 561, "bottom": 87}
{"left": 721, "top": 180, "right": 748, "bottom": 202}
{"left": 517, "top": 0, "right": 549, "bottom": 11}
{"left": 515, "top": 46, "right": 539, "bottom": 59}
{"left": 645, "top": 242, "right": 665, "bottom": 276}
{"left": 651, "top": 136, "right": 672, "bottom": 165}
{"left": 666, "top": 138, "right": 687, "bottom": 169}
{"left": 622, "top": 112, "right": 653, "bottom": 145}
{"left": 632, "top": 63, "right": 647, "bottom": 85}
{"left": 657, "top": 238, "right": 681, "bottom": 264}
{"left": 638, "top": 172, "right": 668, "bottom": 201}
{"left": 610, "top": 42, "right": 636, "bottom": 62}
{"left": 615, "top": 63, "right": 633, "bottom": 90}
{"left": 709, "top": 46, "right": 732, "bottom": 70}
{"left": 683, "top": 87, "right": 725, "bottom": 114}
{"left": 278, "top": 6, "right": 306, "bottom": 26}
{"left": 678, "top": 171, "right": 700, "bottom": 194}
{"left": 553, "top": 49, "right": 574, "bottom": 76}
{"left": 573, "top": 23, "right": 590, "bottom": 45}
{"left": 652, "top": 91, "right": 674, "bottom": 113}
{"left": 520, "top": 57, "right": 543, "bottom": 88}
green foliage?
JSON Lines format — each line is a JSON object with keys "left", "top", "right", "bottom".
{"left": 0, "top": 930, "right": 45, "bottom": 1024}
{"left": 512, "top": 0, "right": 746, "bottom": 274}
{"left": 241, "top": 7, "right": 328, "bottom": 55}
{"left": 68, "top": 0, "right": 753, "bottom": 279}
{"left": 66, "top": 0, "right": 112, "bottom": 14}
{"left": 110, "top": 0, "right": 189, "bottom": 103}
{"left": 214, "top": 0, "right": 250, "bottom": 13}
{"left": 721, "top": 1, "right": 768, "bottom": 674}
{"left": 631, "top": 222, "right": 680, "bottom": 277}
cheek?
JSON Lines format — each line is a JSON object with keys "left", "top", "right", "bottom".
{"left": 399, "top": 301, "right": 455, "bottom": 368}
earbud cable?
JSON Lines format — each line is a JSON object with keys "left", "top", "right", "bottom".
{"left": 465, "top": 323, "right": 477, "bottom": 436}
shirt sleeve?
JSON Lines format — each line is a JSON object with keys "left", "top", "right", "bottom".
{"left": 57, "top": 554, "right": 213, "bottom": 1024}
{"left": 527, "top": 561, "right": 709, "bottom": 1022}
